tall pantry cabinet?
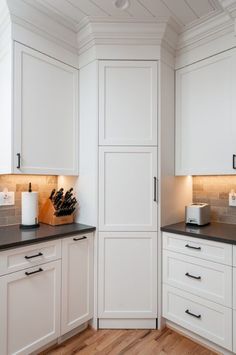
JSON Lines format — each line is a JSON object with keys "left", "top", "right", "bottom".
{"left": 79, "top": 60, "right": 158, "bottom": 329}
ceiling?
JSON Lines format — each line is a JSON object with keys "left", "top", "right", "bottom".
{"left": 23, "top": 0, "right": 223, "bottom": 31}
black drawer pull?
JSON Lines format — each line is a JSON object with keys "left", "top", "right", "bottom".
{"left": 25, "top": 268, "right": 43, "bottom": 276}
{"left": 233, "top": 154, "right": 236, "bottom": 169}
{"left": 185, "top": 309, "right": 201, "bottom": 319}
{"left": 185, "top": 272, "right": 201, "bottom": 280}
{"left": 73, "top": 236, "right": 87, "bottom": 242}
{"left": 16, "top": 153, "right": 21, "bottom": 169}
{"left": 25, "top": 252, "right": 43, "bottom": 260}
{"left": 185, "top": 244, "right": 201, "bottom": 251}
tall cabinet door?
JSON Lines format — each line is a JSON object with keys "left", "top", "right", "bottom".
{"left": 99, "top": 146, "right": 158, "bottom": 232}
{"left": 61, "top": 234, "right": 94, "bottom": 335}
{"left": 98, "top": 232, "right": 157, "bottom": 319}
{"left": 0, "top": 261, "right": 61, "bottom": 355}
{"left": 176, "top": 49, "right": 236, "bottom": 175}
{"left": 14, "top": 42, "right": 79, "bottom": 175}
{"left": 99, "top": 61, "right": 157, "bottom": 146}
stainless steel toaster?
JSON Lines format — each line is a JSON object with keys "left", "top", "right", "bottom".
{"left": 185, "top": 203, "right": 210, "bottom": 226}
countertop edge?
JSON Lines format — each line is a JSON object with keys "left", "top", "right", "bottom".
{"left": 161, "top": 226, "right": 235, "bottom": 245}
{"left": 0, "top": 224, "right": 96, "bottom": 251}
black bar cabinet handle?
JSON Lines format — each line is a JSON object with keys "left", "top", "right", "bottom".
{"left": 16, "top": 153, "right": 21, "bottom": 169}
{"left": 25, "top": 268, "right": 43, "bottom": 276}
{"left": 185, "top": 309, "right": 201, "bottom": 319}
{"left": 233, "top": 155, "right": 236, "bottom": 169}
{"left": 153, "top": 177, "right": 157, "bottom": 202}
{"left": 73, "top": 236, "right": 87, "bottom": 242}
{"left": 185, "top": 244, "right": 201, "bottom": 251}
{"left": 185, "top": 272, "right": 201, "bottom": 280}
{"left": 25, "top": 252, "right": 43, "bottom": 260}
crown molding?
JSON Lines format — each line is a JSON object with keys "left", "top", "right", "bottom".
{"left": 77, "top": 16, "right": 180, "bottom": 58}
{"left": 0, "top": 0, "right": 11, "bottom": 54}
{"left": 6, "top": 0, "right": 77, "bottom": 53}
{"left": 177, "top": 11, "right": 234, "bottom": 55}
{"left": 218, "top": 0, "right": 236, "bottom": 16}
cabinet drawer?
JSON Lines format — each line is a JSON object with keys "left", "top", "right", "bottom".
{"left": 233, "top": 268, "right": 236, "bottom": 310}
{"left": 163, "top": 285, "right": 232, "bottom": 351}
{"left": 233, "top": 246, "right": 236, "bottom": 267}
{"left": 163, "top": 250, "right": 232, "bottom": 307}
{"left": 234, "top": 311, "right": 236, "bottom": 353}
{"left": 163, "top": 232, "right": 232, "bottom": 265}
{"left": 0, "top": 240, "right": 61, "bottom": 275}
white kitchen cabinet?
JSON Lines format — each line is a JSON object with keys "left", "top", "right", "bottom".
{"left": 0, "top": 260, "right": 61, "bottom": 355}
{"left": 163, "top": 250, "right": 232, "bottom": 307}
{"left": 12, "top": 42, "right": 79, "bottom": 175}
{"left": 99, "top": 146, "right": 158, "bottom": 232}
{"left": 163, "top": 232, "right": 233, "bottom": 266}
{"left": 163, "top": 285, "right": 232, "bottom": 351}
{"left": 61, "top": 234, "right": 94, "bottom": 335}
{"left": 98, "top": 232, "right": 157, "bottom": 319}
{"left": 0, "top": 239, "right": 61, "bottom": 276}
{"left": 234, "top": 311, "right": 236, "bottom": 353}
{"left": 175, "top": 48, "right": 236, "bottom": 175}
{"left": 99, "top": 61, "right": 157, "bottom": 146}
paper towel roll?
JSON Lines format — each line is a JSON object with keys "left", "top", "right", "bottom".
{"left": 21, "top": 192, "right": 39, "bottom": 226}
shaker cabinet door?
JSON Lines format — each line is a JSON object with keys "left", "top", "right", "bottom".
{"left": 99, "top": 146, "right": 158, "bottom": 232}
{"left": 99, "top": 60, "right": 158, "bottom": 146}
{"left": 98, "top": 232, "right": 157, "bottom": 319}
{"left": 175, "top": 49, "right": 236, "bottom": 175}
{"left": 61, "top": 234, "right": 94, "bottom": 335}
{"left": 14, "top": 42, "right": 79, "bottom": 175}
{"left": 0, "top": 260, "right": 61, "bottom": 355}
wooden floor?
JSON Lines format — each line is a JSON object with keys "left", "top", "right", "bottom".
{"left": 40, "top": 327, "right": 218, "bottom": 355}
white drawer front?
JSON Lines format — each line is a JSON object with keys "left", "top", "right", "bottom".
{"left": 163, "top": 251, "right": 232, "bottom": 307}
{"left": 233, "top": 246, "right": 236, "bottom": 267}
{"left": 163, "top": 285, "right": 232, "bottom": 351}
{"left": 234, "top": 311, "right": 236, "bottom": 353}
{"left": 234, "top": 268, "right": 236, "bottom": 310}
{"left": 163, "top": 232, "right": 232, "bottom": 265}
{"left": 0, "top": 240, "right": 61, "bottom": 275}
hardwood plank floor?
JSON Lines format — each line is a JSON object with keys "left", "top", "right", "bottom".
{"left": 40, "top": 327, "right": 218, "bottom": 355}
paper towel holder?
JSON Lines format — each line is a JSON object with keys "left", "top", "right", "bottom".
{"left": 20, "top": 183, "right": 40, "bottom": 230}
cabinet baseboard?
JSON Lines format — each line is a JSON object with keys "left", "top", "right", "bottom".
{"left": 98, "top": 318, "right": 157, "bottom": 329}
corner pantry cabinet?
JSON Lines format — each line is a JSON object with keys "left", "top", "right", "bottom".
{"left": 0, "top": 42, "right": 79, "bottom": 175}
{"left": 97, "top": 60, "right": 158, "bottom": 328}
{"left": 175, "top": 48, "right": 236, "bottom": 175}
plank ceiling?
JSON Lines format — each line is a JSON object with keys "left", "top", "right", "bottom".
{"left": 24, "top": 0, "right": 223, "bottom": 30}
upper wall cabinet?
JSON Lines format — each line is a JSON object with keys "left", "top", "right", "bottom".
{"left": 175, "top": 49, "right": 236, "bottom": 175}
{"left": 0, "top": 42, "right": 79, "bottom": 175}
{"left": 99, "top": 61, "right": 158, "bottom": 146}
{"left": 13, "top": 43, "right": 79, "bottom": 175}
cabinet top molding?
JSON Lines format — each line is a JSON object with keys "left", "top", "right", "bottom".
{"left": 2, "top": 1, "right": 236, "bottom": 68}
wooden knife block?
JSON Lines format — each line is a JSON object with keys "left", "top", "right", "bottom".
{"left": 39, "top": 199, "right": 74, "bottom": 226}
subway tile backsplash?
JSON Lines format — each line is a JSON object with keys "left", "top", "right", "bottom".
{"left": 193, "top": 176, "right": 236, "bottom": 224}
{"left": 0, "top": 175, "right": 58, "bottom": 226}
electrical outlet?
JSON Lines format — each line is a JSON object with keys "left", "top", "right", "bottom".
{"left": 0, "top": 191, "right": 15, "bottom": 206}
{"left": 229, "top": 190, "right": 236, "bottom": 207}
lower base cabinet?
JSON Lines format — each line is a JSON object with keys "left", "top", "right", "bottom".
{"left": 98, "top": 232, "right": 157, "bottom": 323}
{"left": 0, "top": 232, "right": 94, "bottom": 355}
{"left": 162, "top": 232, "right": 235, "bottom": 353}
{"left": 163, "top": 285, "right": 232, "bottom": 351}
{"left": 0, "top": 260, "right": 61, "bottom": 355}
{"left": 61, "top": 235, "right": 94, "bottom": 335}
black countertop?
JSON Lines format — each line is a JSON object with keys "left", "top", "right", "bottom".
{"left": 161, "top": 221, "right": 236, "bottom": 245}
{"left": 0, "top": 223, "right": 96, "bottom": 250}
